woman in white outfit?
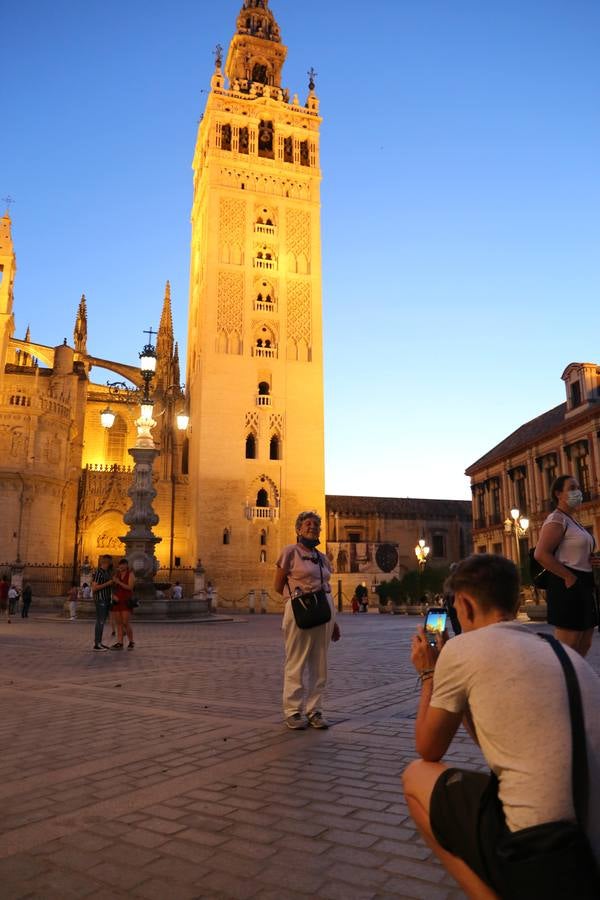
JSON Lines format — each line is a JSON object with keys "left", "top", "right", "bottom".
{"left": 275, "top": 511, "right": 341, "bottom": 730}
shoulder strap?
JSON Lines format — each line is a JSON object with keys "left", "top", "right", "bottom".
{"left": 538, "top": 633, "right": 588, "bottom": 826}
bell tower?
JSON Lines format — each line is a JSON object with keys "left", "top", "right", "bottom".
{"left": 186, "top": 0, "right": 325, "bottom": 600}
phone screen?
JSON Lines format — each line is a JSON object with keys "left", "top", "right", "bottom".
{"left": 424, "top": 609, "right": 447, "bottom": 646}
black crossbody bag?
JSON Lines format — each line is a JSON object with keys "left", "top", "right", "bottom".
{"left": 492, "top": 633, "right": 600, "bottom": 899}
{"left": 287, "top": 551, "right": 332, "bottom": 630}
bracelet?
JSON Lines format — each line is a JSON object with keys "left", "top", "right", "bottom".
{"left": 417, "top": 669, "right": 435, "bottom": 687}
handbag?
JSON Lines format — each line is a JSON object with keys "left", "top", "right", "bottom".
{"left": 493, "top": 633, "right": 600, "bottom": 899}
{"left": 287, "top": 552, "right": 332, "bottom": 630}
{"left": 127, "top": 596, "right": 139, "bottom": 610}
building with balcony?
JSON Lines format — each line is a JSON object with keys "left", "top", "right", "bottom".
{"left": 466, "top": 362, "right": 600, "bottom": 563}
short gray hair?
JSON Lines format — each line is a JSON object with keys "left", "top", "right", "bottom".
{"left": 295, "top": 510, "right": 322, "bottom": 532}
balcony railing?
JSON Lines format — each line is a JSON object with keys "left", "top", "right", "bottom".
{"left": 246, "top": 506, "right": 280, "bottom": 521}
{"left": 253, "top": 347, "right": 278, "bottom": 358}
{"left": 254, "top": 300, "right": 276, "bottom": 313}
{"left": 254, "top": 223, "right": 275, "bottom": 236}
{"left": 254, "top": 258, "right": 276, "bottom": 270}
{"left": 256, "top": 395, "right": 272, "bottom": 407}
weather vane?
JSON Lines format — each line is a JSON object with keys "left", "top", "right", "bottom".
{"left": 214, "top": 43, "right": 223, "bottom": 68}
{"left": 2, "top": 195, "right": 15, "bottom": 214}
{"left": 307, "top": 68, "right": 317, "bottom": 91}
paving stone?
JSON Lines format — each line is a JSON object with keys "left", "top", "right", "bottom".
{"left": 200, "top": 870, "right": 260, "bottom": 899}
{"left": 122, "top": 828, "right": 172, "bottom": 849}
{"left": 323, "top": 829, "right": 379, "bottom": 848}
{"left": 133, "top": 878, "right": 201, "bottom": 900}
{"left": 257, "top": 862, "right": 325, "bottom": 894}
{"left": 88, "top": 861, "right": 147, "bottom": 890}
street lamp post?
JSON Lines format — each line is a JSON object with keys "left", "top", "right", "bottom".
{"left": 415, "top": 538, "right": 430, "bottom": 598}
{"left": 504, "top": 507, "right": 529, "bottom": 568}
{"left": 99, "top": 330, "right": 180, "bottom": 604}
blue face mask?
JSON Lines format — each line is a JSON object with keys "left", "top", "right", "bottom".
{"left": 298, "top": 536, "right": 320, "bottom": 549}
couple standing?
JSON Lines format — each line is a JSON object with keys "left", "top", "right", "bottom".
{"left": 92, "top": 555, "right": 135, "bottom": 651}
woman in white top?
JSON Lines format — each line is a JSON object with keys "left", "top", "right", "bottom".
{"left": 534, "top": 474, "right": 599, "bottom": 656}
{"left": 275, "top": 511, "right": 340, "bottom": 730}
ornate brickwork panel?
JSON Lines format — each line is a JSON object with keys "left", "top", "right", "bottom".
{"left": 219, "top": 198, "right": 246, "bottom": 247}
{"left": 269, "top": 413, "right": 284, "bottom": 436}
{"left": 286, "top": 281, "right": 311, "bottom": 345}
{"left": 245, "top": 411, "right": 260, "bottom": 433}
{"left": 216, "top": 272, "right": 244, "bottom": 338}
{"left": 286, "top": 210, "right": 310, "bottom": 259}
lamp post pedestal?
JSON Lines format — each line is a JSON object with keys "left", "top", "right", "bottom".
{"left": 120, "top": 446, "right": 161, "bottom": 604}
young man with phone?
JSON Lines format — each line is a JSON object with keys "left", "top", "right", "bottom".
{"left": 402, "top": 554, "right": 600, "bottom": 898}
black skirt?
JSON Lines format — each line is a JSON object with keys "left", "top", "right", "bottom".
{"left": 545, "top": 568, "right": 598, "bottom": 631}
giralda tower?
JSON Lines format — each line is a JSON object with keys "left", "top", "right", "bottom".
{"left": 186, "top": 1, "right": 325, "bottom": 600}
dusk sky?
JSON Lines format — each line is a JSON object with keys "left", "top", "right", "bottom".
{"left": 3, "top": 0, "right": 599, "bottom": 501}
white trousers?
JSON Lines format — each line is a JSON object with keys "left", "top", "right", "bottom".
{"left": 282, "top": 598, "right": 335, "bottom": 717}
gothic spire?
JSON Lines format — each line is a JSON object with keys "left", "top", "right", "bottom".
{"left": 172, "top": 341, "right": 181, "bottom": 393}
{"left": 24, "top": 324, "right": 31, "bottom": 342}
{"left": 73, "top": 293, "right": 88, "bottom": 354}
{"left": 156, "top": 280, "right": 175, "bottom": 391}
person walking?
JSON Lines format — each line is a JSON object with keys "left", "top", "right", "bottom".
{"left": 274, "top": 511, "right": 340, "bottom": 730}
{"left": 0, "top": 576, "right": 9, "bottom": 622}
{"left": 8, "top": 584, "right": 19, "bottom": 617}
{"left": 110, "top": 558, "right": 135, "bottom": 650}
{"left": 21, "top": 582, "right": 33, "bottom": 618}
{"left": 91, "top": 555, "right": 113, "bottom": 651}
{"left": 67, "top": 583, "right": 79, "bottom": 620}
{"left": 534, "top": 474, "right": 599, "bottom": 657}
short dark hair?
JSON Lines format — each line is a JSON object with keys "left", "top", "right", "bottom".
{"left": 550, "top": 474, "right": 573, "bottom": 508}
{"left": 445, "top": 554, "right": 520, "bottom": 615}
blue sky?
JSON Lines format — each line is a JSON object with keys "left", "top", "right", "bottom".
{"left": 3, "top": 0, "right": 599, "bottom": 500}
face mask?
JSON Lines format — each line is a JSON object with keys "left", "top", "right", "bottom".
{"left": 567, "top": 490, "right": 583, "bottom": 508}
{"left": 298, "top": 536, "right": 320, "bottom": 549}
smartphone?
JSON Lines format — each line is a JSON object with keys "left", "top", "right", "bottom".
{"left": 424, "top": 608, "right": 448, "bottom": 647}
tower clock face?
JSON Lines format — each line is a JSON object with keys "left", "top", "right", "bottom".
{"left": 376, "top": 543, "right": 399, "bottom": 573}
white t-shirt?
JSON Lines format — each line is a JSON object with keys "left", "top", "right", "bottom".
{"left": 542, "top": 509, "right": 595, "bottom": 572}
{"left": 276, "top": 544, "right": 332, "bottom": 599}
{"left": 430, "top": 621, "right": 600, "bottom": 860}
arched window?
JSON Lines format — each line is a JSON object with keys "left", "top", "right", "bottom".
{"left": 258, "top": 381, "right": 270, "bottom": 396}
{"left": 221, "top": 124, "right": 232, "bottom": 151}
{"left": 245, "top": 433, "right": 257, "bottom": 459}
{"left": 253, "top": 63, "right": 268, "bottom": 84}
{"left": 106, "top": 414, "right": 127, "bottom": 465}
{"left": 223, "top": 528, "right": 231, "bottom": 545}
{"left": 256, "top": 488, "right": 268, "bottom": 507}
{"left": 260, "top": 530, "right": 267, "bottom": 546}
{"left": 269, "top": 435, "right": 281, "bottom": 460}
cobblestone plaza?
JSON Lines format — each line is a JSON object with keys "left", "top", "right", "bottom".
{"left": 2, "top": 614, "right": 599, "bottom": 899}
